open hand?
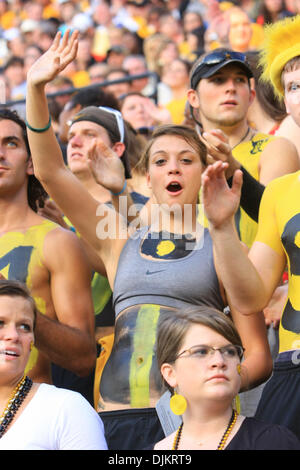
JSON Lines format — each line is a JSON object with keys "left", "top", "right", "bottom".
{"left": 87, "top": 139, "right": 125, "bottom": 194}
{"left": 27, "top": 29, "right": 79, "bottom": 87}
{"left": 202, "top": 161, "right": 243, "bottom": 229}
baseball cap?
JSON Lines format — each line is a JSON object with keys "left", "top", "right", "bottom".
{"left": 190, "top": 49, "right": 253, "bottom": 90}
{"left": 71, "top": 106, "right": 131, "bottom": 178}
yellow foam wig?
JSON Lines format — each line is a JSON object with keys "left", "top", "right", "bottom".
{"left": 259, "top": 15, "right": 300, "bottom": 97}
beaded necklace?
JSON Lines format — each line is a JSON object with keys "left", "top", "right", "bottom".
{"left": 172, "top": 409, "right": 238, "bottom": 450}
{"left": 0, "top": 375, "right": 33, "bottom": 438}
{"left": 231, "top": 126, "right": 251, "bottom": 150}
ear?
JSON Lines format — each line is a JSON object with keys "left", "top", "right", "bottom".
{"left": 248, "top": 87, "right": 256, "bottom": 106}
{"left": 187, "top": 88, "right": 200, "bottom": 109}
{"left": 112, "top": 142, "right": 126, "bottom": 157}
{"left": 161, "top": 363, "right": 177, "bottom": 389}
{"left": 26, "top": 157, "right": 34, "bottom": 176}
{"left": 146, "top": 171, "right": 152, "bottom": 189}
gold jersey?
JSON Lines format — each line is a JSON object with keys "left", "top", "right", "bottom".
{"left": 255, "top": 171, "right": 300, "bottom": 353}
{"left": 232, "top": 132, "right": 276, "bottom": 248}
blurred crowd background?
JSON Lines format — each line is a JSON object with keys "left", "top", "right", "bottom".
{"left": 0, "top": 0, "right": 299, "bottom": 128}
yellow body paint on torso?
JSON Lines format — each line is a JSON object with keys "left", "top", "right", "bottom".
{"left": 0, "top": 219, "right": 58, "bottom": 371}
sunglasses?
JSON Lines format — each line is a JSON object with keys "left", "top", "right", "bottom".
{"left": 191, "top": 50, "right": 250, "bottom": 89}
{"left": 198, "top": 50, "right": 247, "bottom": 67}
{"left": 98, "top": 106, "right": 125, "bottom": 143}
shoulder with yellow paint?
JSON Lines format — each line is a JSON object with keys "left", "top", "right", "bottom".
{"left": 40, "top": 219, "right": 92, "bottom": 276}
{"left": 257, "top": 135, "right": 300, "bottom": 185}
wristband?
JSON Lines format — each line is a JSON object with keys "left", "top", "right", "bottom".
{"left": 25, "top": 116, "right": 52, "bottom": 133}
{"left": 110, "top": 180, "right": 127, "bottom": 196}
{"left": 227, "top": 166, "right": 265, "bottom": 222}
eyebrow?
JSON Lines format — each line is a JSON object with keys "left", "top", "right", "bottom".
{"left": 285, "top": 79, "right": 300, "bottom": 89}
{"left": 67, "top": 127, "right": 99, "bottom": 139}
{"left": 3, "top": 135, "right": 21, "bottom": 141}
{"left": 151, "top": 149, "right": 196, "bottom": 157}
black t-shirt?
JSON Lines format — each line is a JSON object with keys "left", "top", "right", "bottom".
{"left": 226, "top": 418, "right": 300, "bottom": 450}
{"left": 148, "top": 418, "right": 300, "bottom": 450}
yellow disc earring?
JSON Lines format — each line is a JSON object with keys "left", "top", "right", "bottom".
{"left": 170, "top": 390, "right": 187, "bottom": 416}
{"left": 237, "top": 364, "right": 241, "bottom": 375}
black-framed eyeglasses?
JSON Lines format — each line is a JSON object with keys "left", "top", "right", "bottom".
{"left": 98, "top": 106, "right": 125, "bottom": 143}
{"left": 176, "top": 344, "right": 244, "bottom": 361}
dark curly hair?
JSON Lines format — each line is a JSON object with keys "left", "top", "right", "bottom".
{"left": 0, "top": 108, "right": 48, "bottom": 211}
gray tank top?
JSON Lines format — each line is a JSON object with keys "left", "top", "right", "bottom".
{"left": 113, "top": 226, "right": 225, "bottom": 317}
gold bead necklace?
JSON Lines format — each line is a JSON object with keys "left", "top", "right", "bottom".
{"left": 172, "top": 409, "right": 238, "bottom": 450}
{"left": 0, "top": 375, "right": 33, "bottom": 438}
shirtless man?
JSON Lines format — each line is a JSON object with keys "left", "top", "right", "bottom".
{"left": 0, "top": 108, "right": 95, "bottom": 384}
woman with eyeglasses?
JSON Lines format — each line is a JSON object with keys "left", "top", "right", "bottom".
{"left": 25, "top": 30, "right": 273, "bottom": 450}
{"left": 153, "top": 306, "right": 300, "bottom": 450}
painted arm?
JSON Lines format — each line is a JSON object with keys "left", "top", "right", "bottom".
{"left": 34, "top": 228, "right": 96, "bottom": 376}
{"left": 26, "top": 30, "right": 126, "bottom": 277}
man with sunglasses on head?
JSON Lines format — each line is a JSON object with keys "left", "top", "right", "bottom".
{"left": 187, "top": 48, "right": 300, "bottom": 418}
{"left": 187, "top": 48, "right": 299, "bottom": 248}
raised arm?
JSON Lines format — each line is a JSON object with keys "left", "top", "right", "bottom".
{"left": 202, "top": 161, "right": 270, "bottom": 313}
{"left": 26, "top": 30, "right": 125, "bottom": 275}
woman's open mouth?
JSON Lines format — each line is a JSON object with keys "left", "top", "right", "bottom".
{"left": 166, "top": 182, "right": 183, "bottom": 194}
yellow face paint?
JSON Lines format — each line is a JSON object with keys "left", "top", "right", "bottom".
{"left": 156, "top": 240, "right": 175, "bottom": 257}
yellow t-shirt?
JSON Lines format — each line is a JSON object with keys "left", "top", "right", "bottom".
{"left": 255, "top": 171, "right": 300, "bottom": 353}
{"left": 198, "top": 132, "right": 275, "bottom": 248}
{"left": 232, "top": 132, "right": 275, "bottom": 248}
{"left": 165, "top": 96, "right": 187, "bottom": 125}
